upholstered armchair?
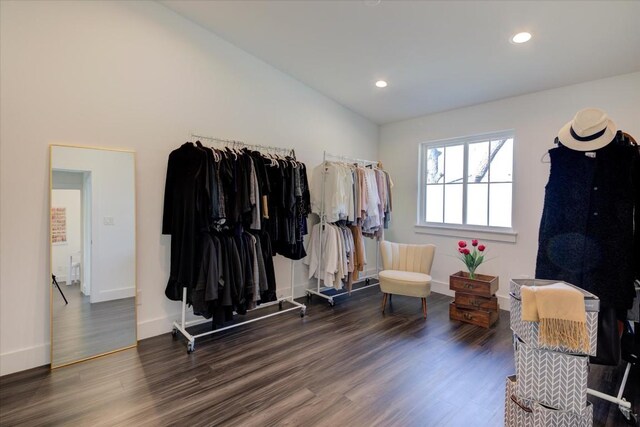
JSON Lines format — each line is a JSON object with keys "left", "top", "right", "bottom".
{"left": 379, "top": 241, "right": 436, "bottom": 319}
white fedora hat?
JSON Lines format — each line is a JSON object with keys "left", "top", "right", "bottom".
{"left": 558, "top": 108, "right": 617, "bottom": 151}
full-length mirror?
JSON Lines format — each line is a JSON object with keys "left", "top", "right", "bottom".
{"left": 50, "top": 145, "right": 137, "bottom": 368}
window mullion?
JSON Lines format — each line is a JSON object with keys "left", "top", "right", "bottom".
{"left": 422, "top": 147, "right": 427, "bottom": 224}
{"left": 462, "top": 142, "right": 469, "bottom": 225}
{"left": 442, "top": 147, "right": 446, "bottom": 223}
{"left": 486, "top": 143, "right": 491, "bottom": 226}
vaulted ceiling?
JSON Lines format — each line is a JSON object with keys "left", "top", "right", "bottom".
{"left": 161, "top": 1, "right": 640, "bottom": 124}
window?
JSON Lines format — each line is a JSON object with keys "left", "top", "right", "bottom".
{"left": 418, "top": 131, "right": 514, "bottom": 231}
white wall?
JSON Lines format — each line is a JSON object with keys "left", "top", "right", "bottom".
{"left": 0, "top": 1, "right": 378, "bottom": 375}
{"left": 51, "top": 189, "right": 82, "bottom": 284}
{"left": 380, "top": 72, "right": 640, "bottom": 308}
{"left": 52, "top": 146, "right": 136, "bottom": 303}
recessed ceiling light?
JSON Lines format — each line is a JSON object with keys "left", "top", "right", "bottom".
{"left": 375, "top": 80, "right": 388, "bottom": 88}
{"left": 511, "top": 32, "right": 532, "bottom": 44}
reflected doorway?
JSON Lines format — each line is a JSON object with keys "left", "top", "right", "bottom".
{"left": 51, "top": 170, "right": 91, "bottom": 296}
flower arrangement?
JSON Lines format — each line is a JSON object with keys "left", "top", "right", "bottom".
{"left": 457, "top": 239, "right": 486, "bottom": 279}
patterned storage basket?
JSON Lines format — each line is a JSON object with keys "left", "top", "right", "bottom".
{"left": 514, "top": 338, "right": 589, "bottom": 414}
{"left": 505, "top": 375, "right": 533, "bottom": 427}
{"left": 510, "top": 279, "right": 599, "bottom": 356}
{"left": 505, "top": 375, "right": 593, "bottom": 427}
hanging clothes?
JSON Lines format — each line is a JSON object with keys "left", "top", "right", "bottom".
{"left": 310, "top": 161, "right": 393, "bottom": 230}
{"left": 305, "top": 159, "right": 394, "bottom": 290}
{"left": 350, "top": 224, "right": 366, "bottom": 281}
{"left": 262, "top": 156, "right": 310, "bottom": 260}
{"left": 536, "top": 133, "right": 639, "bottom": 311}
{"left": 304, "top": 222, "right": 340, "bottom": 287}
{"left": 162, "top": 142, "right": 210, "bottom": 302}
{"left": 310, "top": 162, "right": 355, "bottom": 223}
{"left": 162, "top": 142, "right": 309, "bottom": 323}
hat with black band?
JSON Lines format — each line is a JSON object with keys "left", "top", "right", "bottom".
{"left": 558, "top": 108, "right": 617, "bottom": 151}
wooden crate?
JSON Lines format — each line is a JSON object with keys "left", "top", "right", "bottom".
{"left": 449, "top": 271, "right": 499, "bottom": 298}
{"left": 454, "top": 293, "right": 498, "bottom": 311}
{"left": 449, "top": 302, "right": 498, "bottom": 328}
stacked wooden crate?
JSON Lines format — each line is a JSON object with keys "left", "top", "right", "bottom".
{"left": 449, "top": 271, "right": 499, "bottom": 328}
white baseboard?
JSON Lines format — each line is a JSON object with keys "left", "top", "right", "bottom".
{"left": 92, "top": 287, "right": 135, "bottom": 303}
{"left": 430, "top": 279, "right": 455, "bottom": 298}
{"left": 0, "top": 343, "right": 49, "bottom": 377}
{"left": 1, "top": 312, "right": 190, "bottom": 376}
{"left": 138, "top": 310, "right": 210, "bottom": 340}
{"left": 430, "top": 279, "right": 510, "bottom": 311}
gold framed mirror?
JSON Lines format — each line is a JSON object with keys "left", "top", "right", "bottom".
{"left": 49, "top": 145, "right": 137, "bottom": 368}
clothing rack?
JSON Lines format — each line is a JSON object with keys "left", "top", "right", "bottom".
{"left": 585, "top": 280, "right": 640, "bottom": 422}
{"left": 190, "top": 133, "right": 296, "bottom": 158}
{"left": 171, "top": 134, "right": 306, "bottom": 353}
{"left": 172, "top": 276, "right": 306, "bottom": 354}
{"left": 322, "top": 151, "right": 378, "bottom": 167}
{"left": 306, "top": 150, "right": 381, "bottom": 307}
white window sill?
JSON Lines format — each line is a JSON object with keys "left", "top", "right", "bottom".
{"left": 414, "top": 224, "right": 517, "bottom": 243}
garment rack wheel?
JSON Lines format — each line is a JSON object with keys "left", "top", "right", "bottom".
{"left": 328, "top": 298, "right": 335, "bottom": 307}
{"left": 187, "top": 342, "right": 195, "bottom": 354}
{"left": 300, "top": 307, "right": 306, "bottom": 317}
{"left": 365, "top": 278, "right": 370, "bottom": 286}
{"left": 278, "top": 301, "right": 284, "bottom": 310}
{"left": 306, "top": 291, "right": 312, "bottom": 301}
{"left": 171, "top": 328, "right": 178, "bottom": 339}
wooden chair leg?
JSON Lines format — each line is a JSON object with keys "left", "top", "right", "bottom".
{"left": 421, "top": 298, "right": 427, "bottom": 319}
{"left": 382, "top": 293, "right": 388, "bottom": 313}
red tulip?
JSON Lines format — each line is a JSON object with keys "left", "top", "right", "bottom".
{"left": 458, "top": 240, "right": 467, "bottom": 248}
{"left": 472, "top": 239, "right": 478, "bottom": 247}
{"left": 478, "top": 245, "right": 486, "bottom": 252}
{"left": 462, "top": 248, "right": 470, "bottom": 255}
{"left": 458, "top": 248, "right": 464, "bottom": 253}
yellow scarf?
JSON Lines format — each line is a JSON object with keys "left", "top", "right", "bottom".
{"left": 521, "top": 283, "right": 589, "bottom": 353}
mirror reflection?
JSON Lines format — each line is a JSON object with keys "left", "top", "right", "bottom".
{"left": 50, "top": 145, "right": 137, "bottom": 368}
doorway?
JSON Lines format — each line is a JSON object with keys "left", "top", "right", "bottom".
{"left": 51, "top": 170, "right": 91, "bottom": 297}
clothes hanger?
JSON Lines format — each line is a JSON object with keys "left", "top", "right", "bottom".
{"left": 540, "top": 137, "right": 561, "bottom": 163}
{"left": 266, "top": 150, "right": 279, "bottom": 167}
{"left": 213, "top": 148, "right": 221, "bottom": 162}
{"left": 225, "top": 146, "right": 237, "bottom": 160}
{"left": 540, "top": 152, "right": 550, "bottom": 163}
{"left": 286, "top": 153, "right": 298, "bottom": 168}
{"left": 623, "top": 132, "right": 637, "bottom": 145}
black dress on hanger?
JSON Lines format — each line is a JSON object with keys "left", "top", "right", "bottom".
{"left": 536, "top": 132, "right": 640, "bottom": 365}
{"left": 162, "top": 142, "right": 210, "bottom": 301}
{"left": 536, "top": 139, "right": 638, "bottom": 310}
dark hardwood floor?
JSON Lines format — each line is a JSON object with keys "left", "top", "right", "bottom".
{"left": 52, "top": 283, "right": 136, "bottom": 367}
{"left": 1, "top": 286, "right": 638, "bottom": 426}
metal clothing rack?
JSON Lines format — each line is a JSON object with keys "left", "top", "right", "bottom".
{"left": 306, "top": 151, "right": 381, "bottom": 307}
{"left": 171, "top": 134, "right": 306, "bottom": 353}
{"left": 586, "top": 280, "right": 640, "bottom": 423}
{"left": 172, "top": 277, "right": 306, "bottom": 354}
{"left": 190, "top": 133, "right": 296, "bottom": 158}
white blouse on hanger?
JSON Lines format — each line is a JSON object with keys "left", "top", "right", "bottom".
{"left": 311, "top": 163, "right": 355, "bottom": 223}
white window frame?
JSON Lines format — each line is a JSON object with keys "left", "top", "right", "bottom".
{"left": 416, "top": 130, "right": 517, "bottom": 243}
